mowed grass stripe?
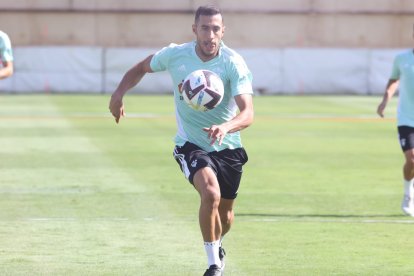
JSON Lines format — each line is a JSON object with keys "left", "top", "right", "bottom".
{"left": 0, "top": 95, "right": 205, "bottom": 275}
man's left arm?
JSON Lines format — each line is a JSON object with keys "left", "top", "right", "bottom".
{"left": 203, "top": 94, "right": 254, "bottom": 145}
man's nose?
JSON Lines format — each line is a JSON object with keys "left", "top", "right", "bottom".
{"left": 207, "top": 29, "right": 214, "bottom": 38}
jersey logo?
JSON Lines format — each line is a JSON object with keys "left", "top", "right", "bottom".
{"left": 178, "top": 64, "right": 186, "bottom": 72}
{"left": 178, "top": 80, "right": 184, "bottom": 95}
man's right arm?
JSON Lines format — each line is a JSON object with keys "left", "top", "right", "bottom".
{"left": 377, "top": 78, "right": 399, "bottom": 118}
{"left": 109, "top": 54, "right": 154, "bottom": 123}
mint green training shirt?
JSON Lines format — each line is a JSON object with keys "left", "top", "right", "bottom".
{"left": 390, "top": 50, "right": 414, "bottom": 127}
{"left": 0, "top": 31, "right": 13, "bottom": 62}
{"left": 150, "top": 41, "right": 254, "bottom": 152}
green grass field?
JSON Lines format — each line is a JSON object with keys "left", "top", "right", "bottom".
{"left": 1, "top": 94, "right": 413, "bottom": 275}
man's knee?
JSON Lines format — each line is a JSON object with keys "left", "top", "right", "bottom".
{"left": 203, "top": 186, "right": 221, "bottom": 209}
{"left": 404, "top": 150, "right": 414, "bottom": 167}
{"left": 219, "top": 199, "right": 234, "bottom": 226}
{"left": 220, "top": 209, "right": 234, "bottom": 226}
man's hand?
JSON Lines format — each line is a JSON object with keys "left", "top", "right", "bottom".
{"left": 203, "top": 125, "right": 228, "bottom": 145}
{"left": 109, "top": 92, "right": 125, "bottom": 123}
{"left": 377, "top": 101, "right": 386, "bottom": 118}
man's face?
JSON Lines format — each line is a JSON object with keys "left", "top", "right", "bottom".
{"left": 193, "top": 14, "right": 225, "bottom": 61}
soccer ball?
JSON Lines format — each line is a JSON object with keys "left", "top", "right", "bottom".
{"left": 182, "top": 70, "right": 224, "bottom": 111}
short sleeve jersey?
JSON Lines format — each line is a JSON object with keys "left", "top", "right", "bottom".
{"left": 390, "top": 50, "right": 414, "bottom": 127}
{"left": 150, "top": 41, "right": 253, "bottom": 152}
{"left": 0, "top": 31, "right": 13, "bottom": 62}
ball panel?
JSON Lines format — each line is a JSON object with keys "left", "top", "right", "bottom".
{"left": 182, "top": 69, "right": 224, "bottom": 112}
{"left": 183, "top": 80, "right": 204, "bottom": 101}
{"left": 203, "top": 88, "right": 222, "bottom": 110}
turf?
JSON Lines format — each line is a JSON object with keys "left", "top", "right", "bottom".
{"left": 1, "top": 94, "right": 413, "bottom": 275}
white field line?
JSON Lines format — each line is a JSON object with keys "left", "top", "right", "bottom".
{"left": 22, "top": 217, "right": 130, "bottom": 222}
{"left": 16, "top": 216, "right": 414, "bottom": 224}
{"left": 0, "top": 112, "right": 395, "bottom": 120}
{"left": 0, "top": 112, "right": 160, "bottom": 119}
{"left": 239, "top": 217, "right": 414, "bottom": 224}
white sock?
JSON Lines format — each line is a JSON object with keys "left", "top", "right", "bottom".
{"left": 204, "top": 240, "right": 221, "bottom": 267}
{"left": 219, "top": 236, "right": 224, "bottom": 247}
{"left": 404, "top": 178, "right": 414, "bottom": 197}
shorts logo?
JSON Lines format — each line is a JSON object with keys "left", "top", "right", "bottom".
{"left": 401, "top": 138, "right": 406, "bottom": 147}
{"left": 191, "top": 159, "right": 198, "bottom": 168}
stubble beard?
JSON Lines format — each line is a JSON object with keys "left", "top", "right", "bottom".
{"left": 196, "top": 40, "right": 220, "bottom": 60}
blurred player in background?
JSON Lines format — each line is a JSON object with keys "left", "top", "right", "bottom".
{"left": 109, "top": 5, "right": 254, "bottom": 276}
{"left": 0, "top": 30, "right": 13, "bottom": 79}
{"left": 377, "top": 25, "right": 414, "bottom": 216}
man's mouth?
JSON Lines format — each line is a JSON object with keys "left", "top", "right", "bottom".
{"left": 204, "top": 42, "right": 216, "bottom": 51}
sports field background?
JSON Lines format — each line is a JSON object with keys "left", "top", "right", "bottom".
{"left": 1, "top": 94, "right": 413, "bottom": 275}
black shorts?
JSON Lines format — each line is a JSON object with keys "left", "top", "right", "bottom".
{"left": 398, "top": 126, "right": 414, "bottom": 152}
{"left": 173, "top": 142, "right": 248, "bottom": 200}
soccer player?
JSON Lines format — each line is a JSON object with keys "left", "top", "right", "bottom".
{"left": 109, "top": 5, "right": 254, "bottom": 276}
{"left": 377, "top": 27, "right": 414, "bottom": 216}
{"left": 0, "top": 30, "right": 14, "bottom": 79}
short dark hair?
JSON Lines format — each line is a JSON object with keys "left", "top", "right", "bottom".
{"left": 195, "top": 5, "right": 222, "bottom": 23}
